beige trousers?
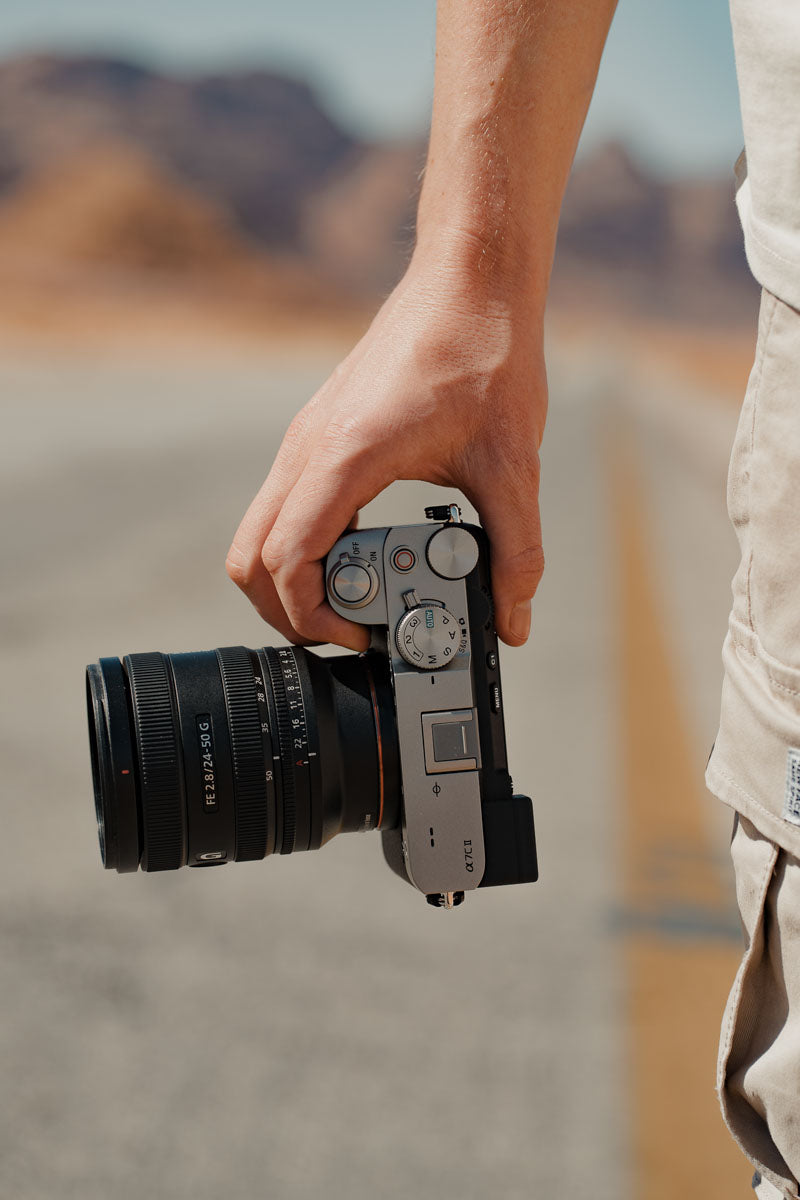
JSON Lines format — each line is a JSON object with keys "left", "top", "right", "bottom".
{"left": 708, "top": 290, "right": 800, "bottom": 1197}
{"left": 721, "top": 816, "right": 800, "bottom": 1197}
{"left": 755, "top": 1173, "right": 794, "bottom": 1200}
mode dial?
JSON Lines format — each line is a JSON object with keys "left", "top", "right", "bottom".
{"left": 395, "top": 602, "right": 465, "bottom": 670}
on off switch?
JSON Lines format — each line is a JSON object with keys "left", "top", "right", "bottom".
{"left": 327, "top": 555, "right": 379, "bottom": 609}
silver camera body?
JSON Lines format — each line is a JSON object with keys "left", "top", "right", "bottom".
{"left": 326, "top": 504, "right": 538, "bottom": 908}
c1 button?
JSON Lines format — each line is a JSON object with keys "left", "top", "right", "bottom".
{"left": 390, "top": 547, "right": 416, "bottom": 573}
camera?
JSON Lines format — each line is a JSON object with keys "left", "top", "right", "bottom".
{"left": 86, "top": 504, "right": 538, "bottom": 908}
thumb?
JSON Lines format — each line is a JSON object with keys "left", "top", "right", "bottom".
{"left": 467, "top": 453, "right": 544, "bottom": 646}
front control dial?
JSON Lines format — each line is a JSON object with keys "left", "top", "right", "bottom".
{"left": 395, "top": 602, "right": 465, "bottom": 670}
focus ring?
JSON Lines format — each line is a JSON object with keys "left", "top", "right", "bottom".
{"left": 124, "top": 652, "right": 185, "bottom": 871}
{"left": 265, "top": 649, "right": 297, "bottom": 855}
{"left": 216, "top": 647, "right": 269, "bottom": 861}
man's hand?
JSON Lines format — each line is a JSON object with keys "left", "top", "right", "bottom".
{"left": 226, "top": 260, "right": 546, "bottom": 651}
{"left": 226, "top": 0, "right": 616, "bottom": 652}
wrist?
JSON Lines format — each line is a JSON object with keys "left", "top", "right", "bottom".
{"left": 382, "top": 259, "right": 547, "bottom": 439}
{"left": 414, "top": 163, "right": 555, "bottom": 316}
{"left": 409, "top": 219, "right": 550, "bottom": 322}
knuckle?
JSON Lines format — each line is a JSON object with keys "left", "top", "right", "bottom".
{"left": 225, "top": 544, "right": 255, "bottom": 590}
{"left": 321, "top": 419, "right": 377, "bottom": 468}
{"left": 504, "top": 544, "right": 545, "bottom": 592}
{"left": 283, "top": 603, "right": 317, "bottom": 643}
{"left": 507, "top": 446, "right": 541, "bottom": 488}
{"left": 261, "top": 533, "right": 287, "bottom": 577}
{"left": 284, "top": 409, "right": 312, "bottom": 449}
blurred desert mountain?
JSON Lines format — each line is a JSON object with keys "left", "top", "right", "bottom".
{"left": 0, "top": 52, "right": 757, "bottom": 338}
{"left": 0, "top": 145, "right": 258, "bottom": 271}
{"left": 555, "top": 142, "right": 756, "bottom": 324}
{"left": 0, "top": 53, "right": 355, "bottom": 245}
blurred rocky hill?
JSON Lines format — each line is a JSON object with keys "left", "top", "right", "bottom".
{"left": 0, "top": 53, "right": 356, "bottom": 245}
{"left": 554, "top": 142, "right": 756, "bottom": 325}
{"left": 0, "top": 52, "right": 758, "bottom": 336}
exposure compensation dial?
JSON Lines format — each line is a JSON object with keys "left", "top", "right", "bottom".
{"left": 395, "top": 598, "right": 466, "bottom": 670}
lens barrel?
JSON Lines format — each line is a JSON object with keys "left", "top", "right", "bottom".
{"left": 86, "top": 646, "right": 399, "bottom": 873}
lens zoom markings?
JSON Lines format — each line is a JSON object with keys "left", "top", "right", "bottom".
{"left": 250, "top": 649, "right": 278, "bottom": 858}
{"left": 265, "top": 648, "right": 298, "bottom": 854}
{"left": 264, "top": 647, "right": 314, "bottom": 855}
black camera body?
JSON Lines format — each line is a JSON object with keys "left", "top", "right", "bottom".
{"left": 86, "top": 504, "right": 537, "bottom": 909}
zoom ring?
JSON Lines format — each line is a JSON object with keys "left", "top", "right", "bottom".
{"left": 216, "top": 647, "right": 269, "bottom": 861}
{"left": 124, "top": 652, "right": 185, "bottom": 871}
{"left": 265, "top": 649, "right": 296, "bottom": 855}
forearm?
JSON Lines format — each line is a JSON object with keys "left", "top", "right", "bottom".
{"left": 228, "top": 1, "right": 615, "bottom": 650}
{"left": 416, "top": 0, "right": 618, "bottom": 307}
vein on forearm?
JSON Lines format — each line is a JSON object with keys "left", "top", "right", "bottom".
{"left": 416, "top": 0, "right": 617, "bottom": 295}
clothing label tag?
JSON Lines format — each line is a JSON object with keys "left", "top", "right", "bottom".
{"left": 784, "top": 749, "right": 800, "bottom": 826}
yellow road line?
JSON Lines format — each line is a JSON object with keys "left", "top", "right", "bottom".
{"left": 613, "top": 442, "right": 748, "bottom": 1200}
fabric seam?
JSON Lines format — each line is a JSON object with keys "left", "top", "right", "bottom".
{"left": 727, "top": 627, "right": 800, "bottom": 700}
{"left": 717, "top": 832, "right": 783, "bottom": 1190}
{"left": 745, "top": 291, "right": 779, "bottom": 629}
{"left": 719, "top": 843, "right": 776, "bottom": 1066}
{"left": 746, "top": 219, "right": 800, "bottom": 272}
{"left": 710, "top": 763, "right": 789, "bottom": 831}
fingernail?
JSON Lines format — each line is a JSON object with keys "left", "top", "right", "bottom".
{"left": 509, "top": 601, "right": 531, "bottom": 642}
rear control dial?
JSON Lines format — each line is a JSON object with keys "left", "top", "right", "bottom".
{"left": 395, "top": 602, "right": 465, "bottom": 670}
{"left": 426, "top": 525, "right": 479, "bottom": 580}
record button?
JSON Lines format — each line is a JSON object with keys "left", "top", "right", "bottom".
{"left": 391, "top": 547, "right": 416, "bottom": 573}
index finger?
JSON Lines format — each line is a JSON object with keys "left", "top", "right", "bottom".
{"left": 225, "top": 406, "right": 321, "bottom": 629}
{"left": 262, "top": 453, "right": 390, "bottom": 649}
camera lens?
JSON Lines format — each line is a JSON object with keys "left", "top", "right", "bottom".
{"left": 86, "top": 646, "right": 400, "bottom": 872}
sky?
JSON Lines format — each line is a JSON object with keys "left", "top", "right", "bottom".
{"left": 0, "top": 0, "right": 742, "bottom": 177}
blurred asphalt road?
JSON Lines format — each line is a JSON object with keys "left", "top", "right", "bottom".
{"left": 0, "top": 331, "right": 749, "bottom": 1199}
